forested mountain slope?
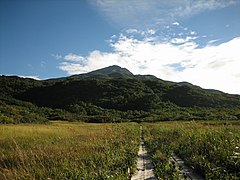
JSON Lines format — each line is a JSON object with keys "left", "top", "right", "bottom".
{"left": 1, "top": 65, "right": 240, "bottom": 123}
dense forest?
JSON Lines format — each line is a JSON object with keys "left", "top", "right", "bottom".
{"left": 1, "top": 65, "right": 240, "bottom": 123}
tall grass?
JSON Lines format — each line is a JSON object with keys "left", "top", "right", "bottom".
{"left": 144, "top": 121, "right": 240, "bottom": 179}
{"left": 0, "top": 122, "right": 139, "bottom": 179}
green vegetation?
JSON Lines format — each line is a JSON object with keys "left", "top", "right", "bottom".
{"left": 1, "top": 65, "right": 240, "bottom": 124}
{"left": 0, "top": 97, "right": 86, "bottom": 124}
{"left": 144, "top": 121, "right": 240, "bottom": 179}
{"left": 0, "top": 97, "right": 48, "bottom": 124}
{"left": 0, "top": 122, "right": 139, "bottom": 179}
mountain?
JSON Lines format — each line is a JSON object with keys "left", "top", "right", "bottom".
{"left": 1, "top": 65, "right": 240, "bottom": 123}
{"left": 47, "top": 65, "right": 158, "bottom": 82}
{"left": 47, "top": 65, "right": 134, "bottom": 83}
{"left": 70, "top": 65, "right": 134, "bottom": 79}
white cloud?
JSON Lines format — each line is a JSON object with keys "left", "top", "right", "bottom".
{"left": 51, "top": 54, "right": 62, "bottom": 60}
{"left": 126, "top": 29, "right": 140, "bottom": 34}
{"left": 125, "top": 28, "right": 156, "bottom": 37}
{"left": 89, "top": 0, "right": 237, "bottom": 27}
{"left": 64, "top": 53, "right": 85, "bottom": 62}
{"left": 58, "top": 62, "right": 90, "bottom": 74}
{"left": 170, "top": 36, "right": 198, "bottom": 44}
{"left": 179, "top": 37, "right": 240, "bottom": 94}
{"left": 19, "top": 75, "right": 41, "bottom": 80}
{"left": 58, "top": 29, "right": 240, "bottom": 94}
{"left": 190, "top": 31, "right": 197, "bottom": 35}
{"left": 207, "top": 39, "right": 220, "bottom": 45}
{"left": 172, "top": 22, "right": 180, "bottom": 26}
{"left": 147, "top": 29, "right": 156, "bottom": 35}
{"left": 58, "top": 50, "right": 124, "bottom": 74}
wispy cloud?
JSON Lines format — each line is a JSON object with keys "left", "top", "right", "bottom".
{"left": 40, "top": 61, "right": 46, "bottom": 68}
{"left": 64, "top": 53, "right": 85, "bottom": 62}
{"left": 207, "top": 39, "right": 221, "bottom": 45}
{"left": 89, "top": 0, "right": 237, "bottom": 28}
{"left": 170, "top": 36, "right": 198, "bottom": 44}
{"left": 51, "top": 54, "right": 62, "bottom": 60}
{"left": 58, "top": 27, "right": 240, "bottom": 94}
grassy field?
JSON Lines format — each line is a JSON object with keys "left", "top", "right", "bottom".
{"left": 143, "top": 121, "right": 240, "bottom": 179}
{"left": 1, "top": 120, "right": 240, "bottom": 179}
{"left": 0, "top": 121, "right": 140, "bottom": 179}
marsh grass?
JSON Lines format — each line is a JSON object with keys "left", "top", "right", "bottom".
{"left": 144, "top": 121, "right": 240, "bottom": 179}
{"left": 0, "top": 122, "right": 139, "bottom": 179}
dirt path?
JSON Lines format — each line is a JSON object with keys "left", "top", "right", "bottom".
{"left": 131, "top": 126, "right": 157, "bottom": 180}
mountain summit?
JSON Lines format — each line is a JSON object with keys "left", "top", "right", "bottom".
{"left": 69, "top": 65, "right": 134, "bottom": 80}
{"left": 90, "top": 65, "right": 133, "bottom": 76}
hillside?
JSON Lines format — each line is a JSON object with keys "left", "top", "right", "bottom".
{"left": 1, "top": 65, "right": 240, "bottom": 123}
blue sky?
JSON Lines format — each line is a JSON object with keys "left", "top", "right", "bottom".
{"left": 0, "top": 0, "right": 240, "bottom": 94}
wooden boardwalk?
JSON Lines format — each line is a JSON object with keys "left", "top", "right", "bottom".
{"left": 171, "top": 154, "right": 204, "bottom": 180}
{"left": 131, "top": 126, "right": 157, "bottom": 180}
{"left": 131, "top": 126, "right": 203, "bottom": 180}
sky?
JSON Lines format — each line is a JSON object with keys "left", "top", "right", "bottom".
{"left": 0, "top": 0, "right": 240, "bottom": 94}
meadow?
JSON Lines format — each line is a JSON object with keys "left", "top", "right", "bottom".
{"left": 143, "top": 121, "right": 240, "bottom": 179}
{"left": 0, "top": 122, "right": 139, "bottom": 179}
{"left": 1, "top": 120, "right": 240, "bottom": 179}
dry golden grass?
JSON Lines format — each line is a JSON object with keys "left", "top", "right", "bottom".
{"left": 0, "top": 121, "right": 139, "bottom": 179}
